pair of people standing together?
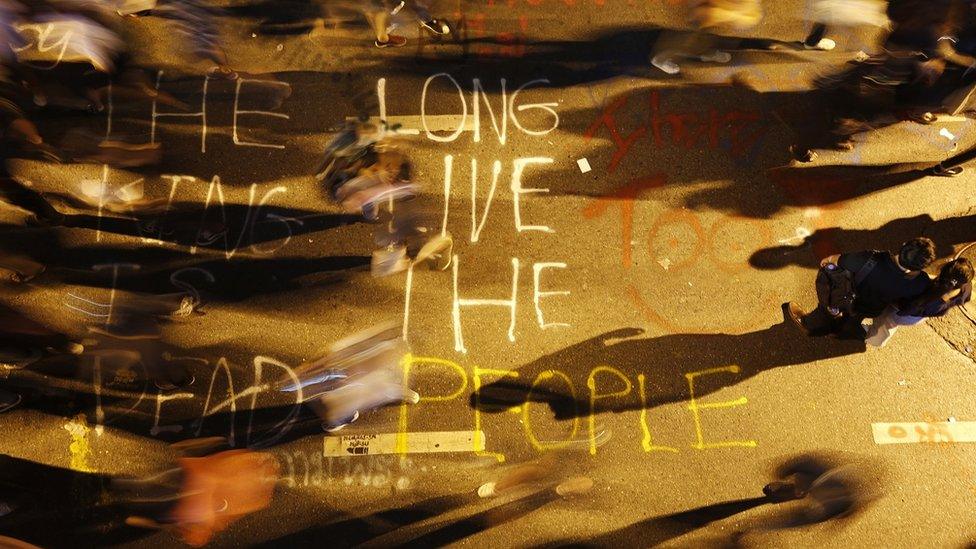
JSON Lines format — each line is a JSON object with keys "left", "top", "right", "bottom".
{"left": 786, "top": 238, "right": 974, "bottom": 347}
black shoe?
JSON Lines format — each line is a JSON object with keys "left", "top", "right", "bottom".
{"left": 783, "top": 302, "right": 810, "bottom": 334}
{"left": 0, "top": 390, "right": 22, "bottom": 413}
{"left": 789, "top": 145, "right": 816, "bottom": 163}
{"left": 930, "top": 164, "right": 964, "bottom": 177}
{"left": 25, "top": 211, "right": 65, "bottom": 228}
{"left": 763, "top": 481, "right": 805, "bottom": 502}
{"left": 154, "top": 374, "right": 195, "bottom": 392}
{"left": 8, "top": 266, "right": 44, "bottom": 283}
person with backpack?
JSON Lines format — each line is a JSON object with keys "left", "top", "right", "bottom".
{"left": 864, "top": 258, "right": 974, "bottom": 347}
{"left": 784, "top": 237, "right": 936, "bottom": 338}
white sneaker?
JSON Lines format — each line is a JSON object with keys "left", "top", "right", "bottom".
{"left": 414, "top": 233, "right": 453, "bottom": 271}
{"left": 477, "top": 482, "right": 497, "bottom": 498}
{"left": 371, "top": 246, "right": 410, "bottom": 277}
{"left": 555, "top": 476, "right": 594, "bottom": 497}
{"left": 651, "top": 55, "right": 680, "bottom": 75}
{"left": 806, "top": 38, "right": 836, "bottom": 51}
{"left": 700, "top": 50, "right": 732, "bottom": 64}
{"left": 324, "top": 411, "right": 360, "bottom": 433}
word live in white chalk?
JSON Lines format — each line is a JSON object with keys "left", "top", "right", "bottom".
{"left": 872, "top": 421, "right": 976, "bottom": 444}
{"left": 323, "top": 431, "right": 486, "bottom": 456}
{"left": 577, "top": 158, "right": 591, "bottom": 173}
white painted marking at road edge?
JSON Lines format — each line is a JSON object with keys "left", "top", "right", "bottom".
{"left": 324, "top": 430, "right": 485, "bottom": 456}
{"left": 872, "top": 421, "right": 976, "bottom": 444}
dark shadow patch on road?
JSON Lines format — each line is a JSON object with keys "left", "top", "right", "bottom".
{"left": 750, "top": 213, "right": 976, "bottom": 271}
{"left": 389, "top": 489, "right": 560, "bottom": 547}
{"left": 0, "top": 454, "right": 153, "bottom": 547}
{"left": 471, "top": 323, "right": 864, "bottom": 420}
{"left": 534, "top": 496, "right": 770, "bottom": 548}
{"left": 254, "top": 490, "right": 480, "bottom": 547}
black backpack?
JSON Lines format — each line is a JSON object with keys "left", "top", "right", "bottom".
{"left": 815, "top": 253, "right": 879, "bottom": 316}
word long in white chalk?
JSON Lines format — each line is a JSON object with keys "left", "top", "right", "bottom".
{"left": 323, "top": 431, "right": 486, "bottom": 456}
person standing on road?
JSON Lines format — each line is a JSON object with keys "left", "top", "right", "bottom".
{"left": 865, "top": 257, "right": 973, "bottom": 346}
{"left": 362, "top": 0, "right": 451, "bottom": 48}
{"left": 651, "top": 0, "right": 763, "bottom": 75}
{"left": 785, "top": 237, "right": 936, "bottom": 338}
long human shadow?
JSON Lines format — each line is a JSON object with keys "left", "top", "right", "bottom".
{"left": 30, "top": 69, "right": 381, "bottom": 185}
{"left": 254, "top": 490, "right": 481, "bottom": 547}
{"left": 0, "top": 454, "right": 153, "bottom": 547}
{"left": 750, "top": 213, "right": 976, "bottom": 271}
{"left": 49, "top": 248, "right": 371, "bottom": 304}
{"left": 530, "top": 104, "right": 934, "bottom": 218}
{"left": 384, "top": 489, "right": 562, "bottom": 548}
{"left": 225, "top": 0, "right": 325, "bottom": 32}
{"left": 536, "top": 450, "right": 875, "bottom": 547}
{"left": 388, "top": 25, "right": 818, "bottom": 88}
{"left": 505, "top": 70, "right": 890, "bottom": 207}
{"left": 47, "top": 201, "right": 362, "bottom": 253}
{"left": 472, "top": 321, "right": 864, "bottom": 420}
{"left": 534, "top": 496, "right": 772, "bottom": 548}
{"left": 685, "top": 162, "right": 935, "bottom": 218}
{"left": 5, "top": 363, "right": 326, "bottom": 449}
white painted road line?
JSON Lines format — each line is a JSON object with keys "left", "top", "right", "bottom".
{"left": 324, "top": 430, "right": 485, "bottom": 456}
{"left": 872, "top": 422, "right": 976, "bottom": 444}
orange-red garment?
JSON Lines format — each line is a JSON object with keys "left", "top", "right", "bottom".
{"left": 171, "top": 450, "right": 279, "bottom": 546}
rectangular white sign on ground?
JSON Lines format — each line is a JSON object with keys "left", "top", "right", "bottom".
{"left": 324, "top": 431, "right": 485, "bottom": 456}
{"left": 872, "top": 422, "right": 976, "bottom": 445}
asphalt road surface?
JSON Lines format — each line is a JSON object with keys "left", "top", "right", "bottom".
{"left": 2, "top": 0, "right": 976, "bottom": 547}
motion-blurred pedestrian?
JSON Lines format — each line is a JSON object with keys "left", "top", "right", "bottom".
{"left": 86, "top": 293, "right": 195, "bottom": 391}
{"left": 277, "top": 321, "right": 420, "bottom": 432}
{"left": 116, "top": 448, "right": 279, "bottom": 547}
{"left": 651, "top": 0, "right": 762, "bottom": 74}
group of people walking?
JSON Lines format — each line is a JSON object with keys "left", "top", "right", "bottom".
{"left": 656, "top": 0, "right": 976, "bottom": 166}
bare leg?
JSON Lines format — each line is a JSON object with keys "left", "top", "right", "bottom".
{"left": 652, "top": 31, "right": 730, "bottom": 75}
{"left": 368, "top": 10, "right": 390, "bottom": 43}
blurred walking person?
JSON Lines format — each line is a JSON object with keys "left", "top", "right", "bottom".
{"left": 116, "top": 448, "right": 279, "bottom": 547}
{"left": 799, "top": 0, "right": 889, "bottom": 51}
{"left": 277, "top": 321, "right": 420, "bottom": 432}
{"left": 365, "top": 0, "right": 451, "bottom": 47}
{"left": 651, "top": 0, "right": 762, "bottom": 75}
